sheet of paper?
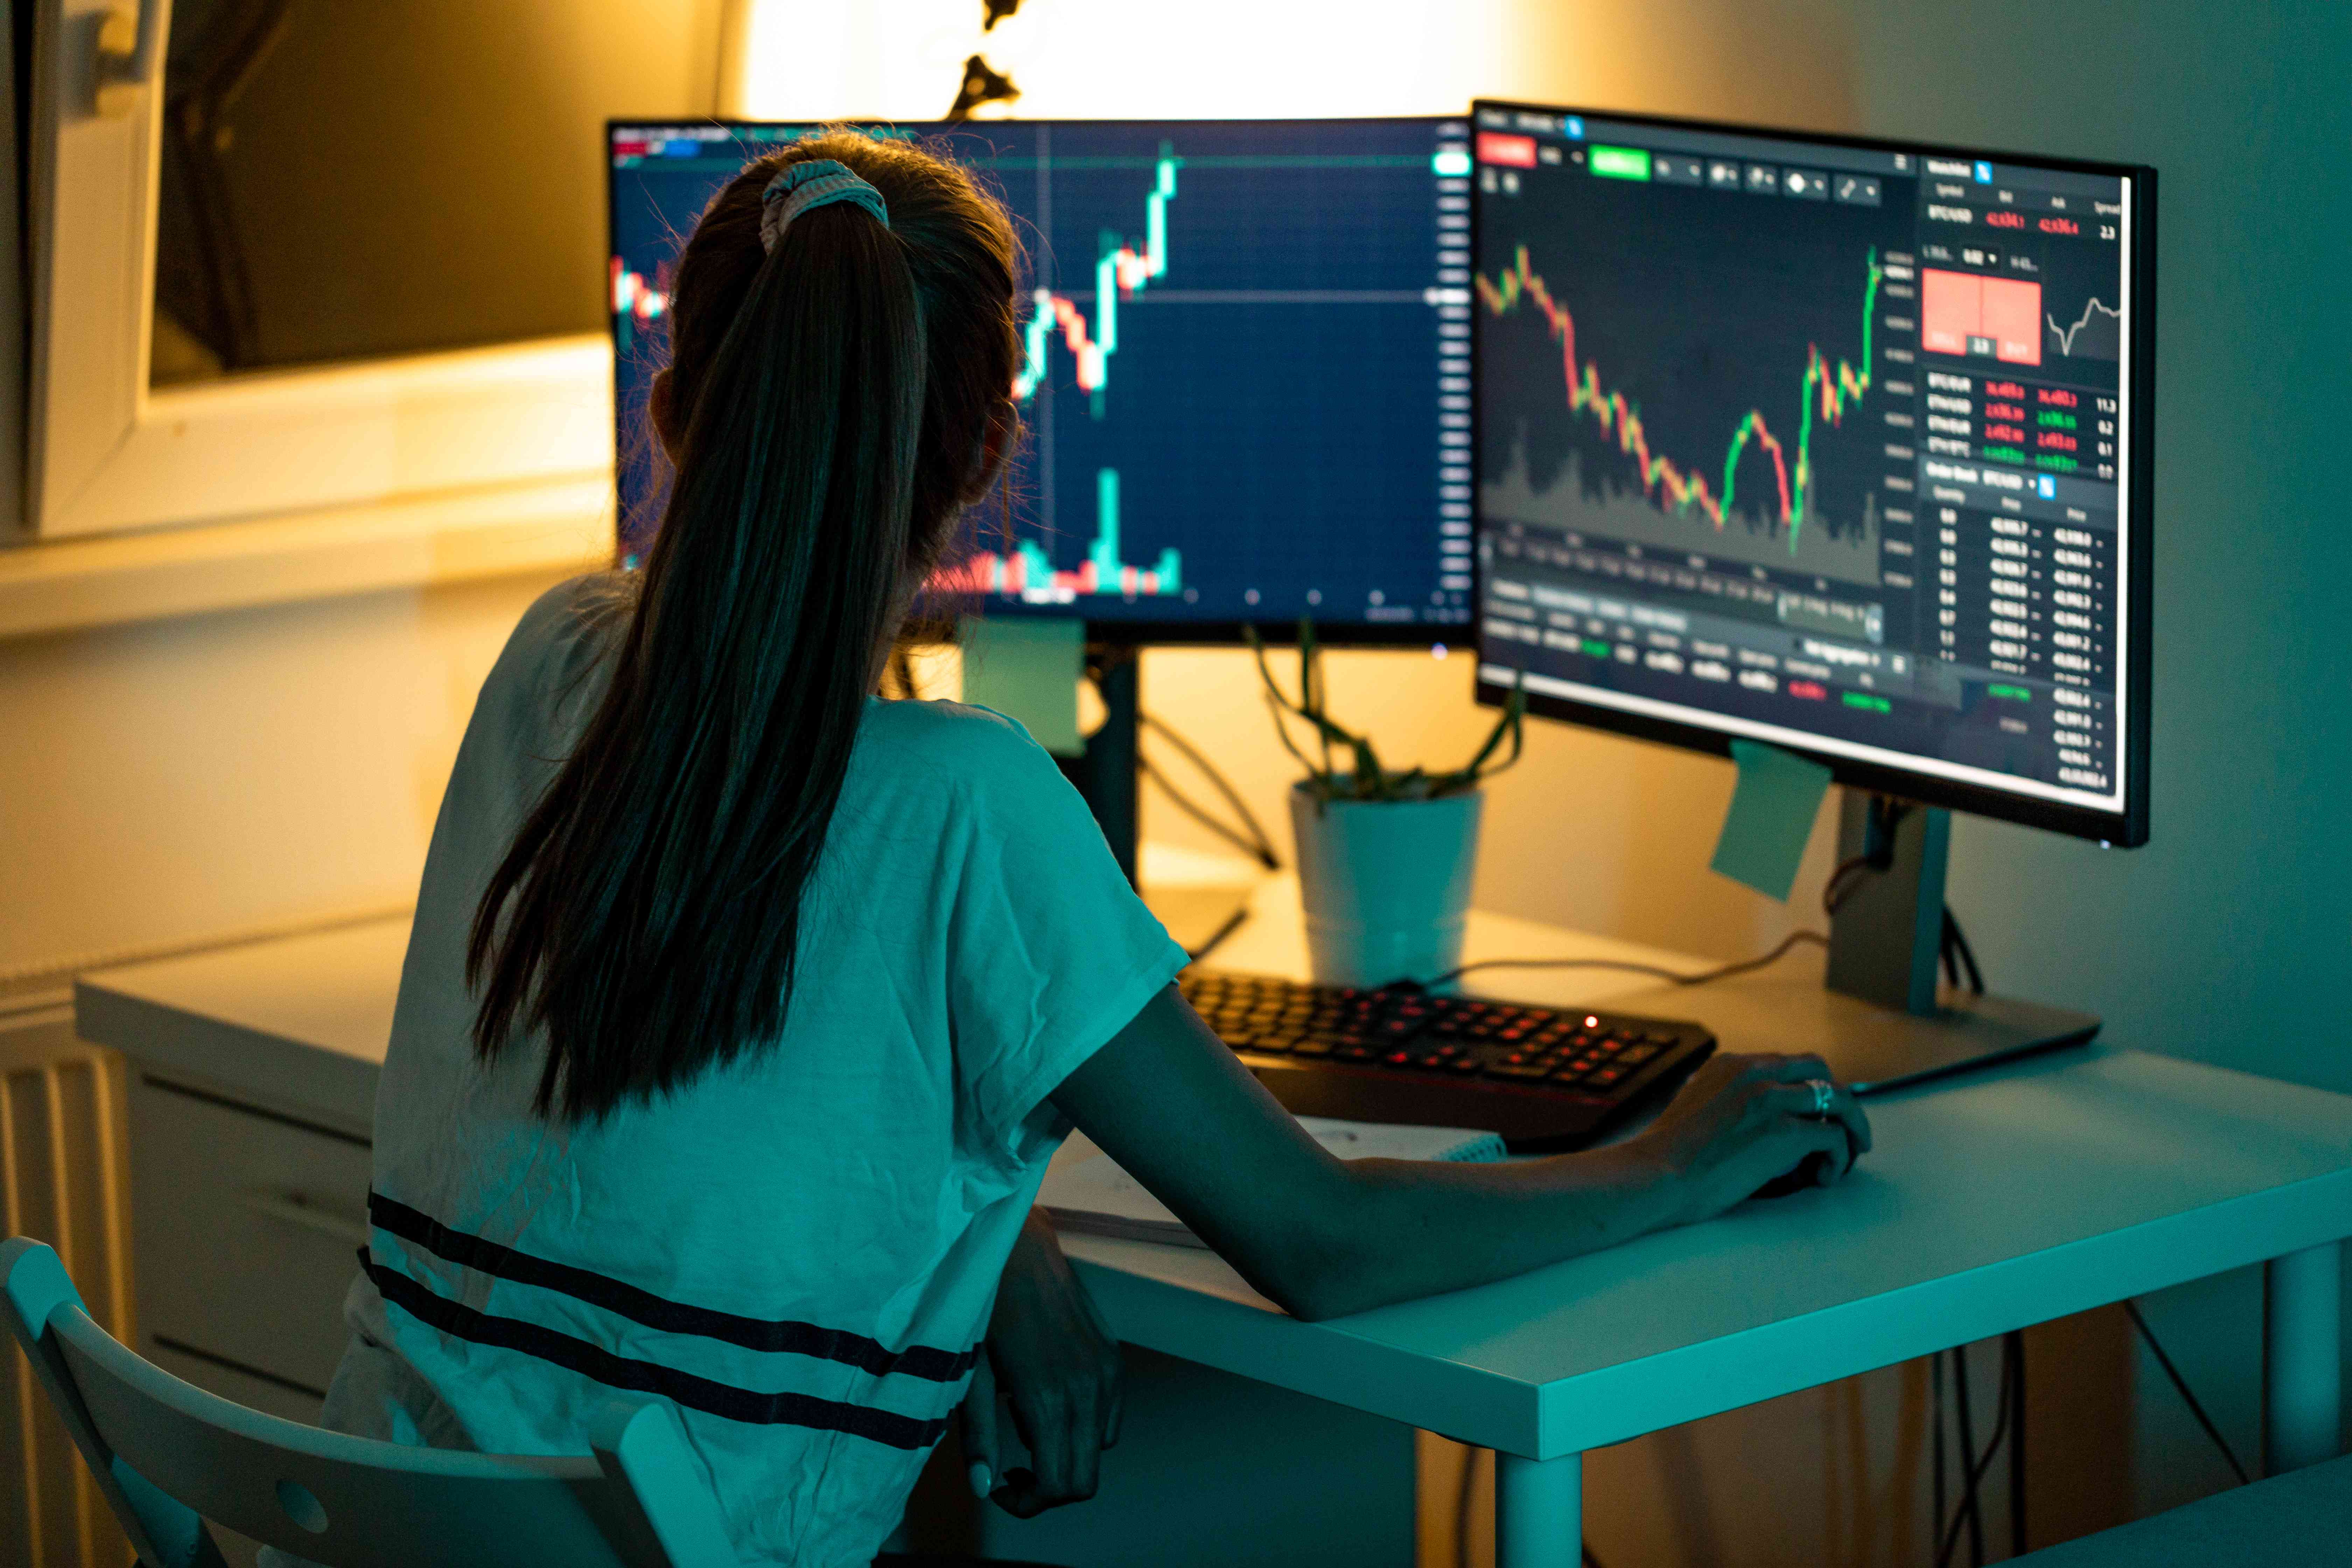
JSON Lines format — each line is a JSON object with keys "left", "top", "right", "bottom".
{"left": 958, "top": 615, "right": 1083, "bottom": 757}
{"left": 1040, "top": 1119, "right": 1505, "bottom": 1242}
{"left": 1709, "top": 738, "right": 1834, "bottom": 902}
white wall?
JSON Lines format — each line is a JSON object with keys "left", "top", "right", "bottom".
{"left": 1856, "top": 0, "right": 2352, "bottom": 1096}
{"left": 1850, "top": 0, "right": 2352, "bottom": 1520}
{"left": 0, "top": 573, "right": 566, "bottom": 980}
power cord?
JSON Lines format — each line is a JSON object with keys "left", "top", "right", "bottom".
{"left": 1931, "top": 1352, "right": 1947, "bottom": 1553}
{"left": 1822, "top": 853, "right": 1877, "bottom": 916}
{"left": 1822, "top": 798, "right": 1915, "bottom": 917}
{"left": 2009, "top": 1330, "right": 2028, "bottom": 1558}
{"left": 2124, "top": 1299, "right": 2250, "bottom": 1485}
{"left": 1181, "top": 904, "right": 1251, "bottom": 965}
{"left": 1933, "top": 1332, "right": 2026, "bottom": 1568}
{"left": 1927, "top": 1303, "right": 2243, "bottom": 1568}
{"left": 1945, "top": 1343, "right": 1988, "bottom": 1567}
{"left": 1137, "top": 709, "right": 1282, "bottom": 870}
{"left": 1822, "top": 819, "right": 1985, "bottom": 998}
{"left": 1428, "top": 929, "right": 1827, "bottom": 992}
{"left": 1140, "top": 754, "right": 1278, "bottom": 868}
{"left": 1441, "top": 810, "right": 1991, "bottom": 996}
{"left": 1935, "top": 1341, "right": 2000, "bottom": 1567}
{"left": 1941, "top": 909, "right": 1986, "bottom": 995}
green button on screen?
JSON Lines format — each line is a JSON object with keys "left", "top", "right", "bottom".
{"left": 1590, "top": 146, "right": 1651, "bottom": 181}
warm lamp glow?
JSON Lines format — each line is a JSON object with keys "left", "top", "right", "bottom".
{"left": 737, "top": 0, "right": 976, "bottom": 120}
{"left": 735, "top": 0, "right": 1512, "bottom": 121}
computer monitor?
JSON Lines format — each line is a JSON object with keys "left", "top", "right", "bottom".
{"left": 1469, "top": 100, "right": 2155, "bottom": 1084}
{"left": 608, "top": 117, "right": 1476, "bottom": 644}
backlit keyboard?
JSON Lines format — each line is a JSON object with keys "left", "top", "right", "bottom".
{"left": 1179, "top": 969, "right": 1715, "bottom": 1152}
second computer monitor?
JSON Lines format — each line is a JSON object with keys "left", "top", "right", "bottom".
{"left": 1470, "top": 103, "right": 2152, "bottom": 844}
{"left": 609, "top": 117, "right": 1476, "bottom": 640}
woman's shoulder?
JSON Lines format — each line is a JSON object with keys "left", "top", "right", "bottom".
{"left": 508, "top": 572, "right": 630, "bottom": 673}
{"left": 857, "top": 698, "right": 1063, "bottom": 786}
{"left": 475, "top": 572, "right": 631, "bottom": 734}
{"left": 509, "top": 572, "right": 633, "bottom": 665}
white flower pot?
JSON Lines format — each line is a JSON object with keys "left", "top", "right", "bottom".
{"left": 1288, "top": 784, "right": 1483, "bottom": 988}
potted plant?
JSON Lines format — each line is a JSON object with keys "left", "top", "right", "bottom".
{"left": 1248, "top": 623, "right": 1525, "bottom": 988}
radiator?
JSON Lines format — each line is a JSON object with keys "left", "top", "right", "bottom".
{"left": 2, "top": 1003, "right": 134, "bottom": 1568}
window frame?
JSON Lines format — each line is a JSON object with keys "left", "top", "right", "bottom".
{"left": 21, "top": 0, "right": 614, "bottom": 543}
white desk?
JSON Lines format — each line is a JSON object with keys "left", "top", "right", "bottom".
{"left": 77, "top": 883, "right": 2352, "bottom": 1568}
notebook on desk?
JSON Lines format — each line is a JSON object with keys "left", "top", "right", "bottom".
{"left": 1041, "top": 1120, "right": 1505, "bottom": 1249}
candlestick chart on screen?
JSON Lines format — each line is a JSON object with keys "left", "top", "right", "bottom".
{"left": 947, "top": 141, "right": 1189, "bottom": 602}
{"left": 1476, "top": 177, "right": 1909, "bottom": 589}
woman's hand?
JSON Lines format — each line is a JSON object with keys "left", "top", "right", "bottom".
{"left": 1634, "top": 1051, "right": 1873, "bottom": 1225}
{"left": 960, "top": 1208, "right": 1124, "bottom": 1518}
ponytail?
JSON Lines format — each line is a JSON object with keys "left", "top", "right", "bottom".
{"left": 469, "top": 134, "right": 1018, "bottom": 1120}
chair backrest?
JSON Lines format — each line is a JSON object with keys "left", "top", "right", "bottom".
{"left": 2, "top": 1238, "right": 740, "bottom": 1568}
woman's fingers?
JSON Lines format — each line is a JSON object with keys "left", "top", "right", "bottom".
{"left": 961, "top": 1356, "right": 1000, "bottom": 1499}
{"left": 1064, "top": 1380, "right": 1104, "bottom": 1500}
{"left": 1094, "top": 1342, "right": 1124, "bottom": 1451}
{"left": 979, "top": 1208, "right": 1124, "bottom": 1514}
{"left": 1003, "top": 1378, "right": 1098, "bottom": 1512}
{"left": 1749, "top": 1059, "right": 1871, "bottom": 1158}
{"left": 1747, "top": 1051, "right": 1836, "bottom": 1086}
{"left": 1104, "top": 1358, "right": 1125, "bottom": 1450}
{"left": 1832, "top": 1089, "right": 1872, "bottom": 1156}
{"left": 992, "top": 1468, "right": 1045, "bottom": 1519}
{"left": 1800, "top": 1112, "right": 1856, "bottom": 1175}
{"left": 1073, "top": 1282, "right": 1125, "bottom": 1449}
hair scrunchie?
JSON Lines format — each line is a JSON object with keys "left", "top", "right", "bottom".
{"left": 758, "top": 160, "right": 891, "bottom": 253}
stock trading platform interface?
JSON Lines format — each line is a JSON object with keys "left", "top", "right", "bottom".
{"left": 1471, "top": 104, "right": 2138, "bottom": 819}
{"left": 610, "top": 118, "right": 1475, "bottom": 634}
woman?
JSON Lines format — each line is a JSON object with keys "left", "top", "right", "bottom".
{"left": 313, "top": 132, "right": 1869, "bottom": 1567}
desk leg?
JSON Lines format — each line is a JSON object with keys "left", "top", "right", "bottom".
{"left": 1495, "top": 1451, "right": 1582, "bottom": 1568}
{"left": 2264, "top": 1242, "right": 2343, "bottom": 1475}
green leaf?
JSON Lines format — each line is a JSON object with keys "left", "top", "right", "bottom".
{"left": 1263, "top": 691, "right": 1330, "bottom": 789}
{"left": 1429, "top": 678, "right": 1527, "bottom": 798}
{"left": 1247, "top": 624, "right": 1314, "bottom": 720}
{"left": 1254, "top": 615, "right": 1520, "bottom": 804}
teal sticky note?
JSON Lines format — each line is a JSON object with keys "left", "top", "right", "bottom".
{"left": 1710, "top": 739, "right": 1833, "bottom": 901}
{"left": 959, "top": 616, "right": 1084, "bottom": 756}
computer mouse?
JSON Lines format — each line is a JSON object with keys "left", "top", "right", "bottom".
{"left": 1750, "top": 1150, "right": 1835, "bottom": 1200}
{"left": 1750, "top": 1122, "right": 1862, "bottom": 1200}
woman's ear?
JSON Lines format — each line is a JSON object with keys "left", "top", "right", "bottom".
{"left": 650, "top": 370, "right": 684, "bottom": 466}
{"left": 970, "top": 400, "right": 1018, "bottom": 498}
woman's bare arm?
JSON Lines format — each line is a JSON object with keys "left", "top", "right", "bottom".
{"left": 1051, "top": 985, "right": 1868, "bottom": 1321}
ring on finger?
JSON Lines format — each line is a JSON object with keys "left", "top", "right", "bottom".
{"left": 1801, "top": 1077, "right": 1834, "bottom": 1117}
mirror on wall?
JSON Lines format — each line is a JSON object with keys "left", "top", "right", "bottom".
{"left": 149, "top": 0, "right": 728, "bottom": 386}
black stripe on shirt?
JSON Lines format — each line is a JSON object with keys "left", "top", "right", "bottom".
{"left": 367, "top": 1191, "right": 978, "bottom": 1382}
{"left": 360, "top": 1255, "right": 952, "bottom": 1451}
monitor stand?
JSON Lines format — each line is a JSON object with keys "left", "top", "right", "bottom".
{"left": 1617, "top": 792, "right": 2101, "bottom": 1094}
{"left": 1058, "top": 646, "right": 1141, "bottom": 887}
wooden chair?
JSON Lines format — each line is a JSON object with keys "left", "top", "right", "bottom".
{"left": 2, "top": 1236, "right": 740, "bottom": 1567}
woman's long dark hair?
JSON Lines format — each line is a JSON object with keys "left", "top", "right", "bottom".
{"left": 468, "top": 133, "right": 1020, "bottom": 1120}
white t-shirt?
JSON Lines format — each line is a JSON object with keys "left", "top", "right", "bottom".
{"left": 313, "top": 575, "right": 1189, "bottom": 1567}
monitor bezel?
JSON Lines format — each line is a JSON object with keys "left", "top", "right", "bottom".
{"left": 604, "top": 114, "right": 1474, "bottom": 650}
{"left": 1466, "top": 98, "right": 2155, "bottom": 847}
